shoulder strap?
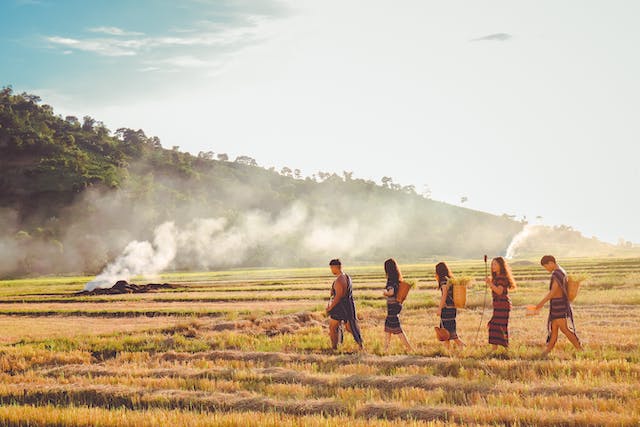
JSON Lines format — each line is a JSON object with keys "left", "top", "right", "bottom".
{"left": 344, "top": 274, "right": 352, "bottom": 289}
{"left": 553, "top": 269, "right": 570, "bottom": 300}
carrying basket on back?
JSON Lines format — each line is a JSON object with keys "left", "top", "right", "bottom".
{"left": 566, "top": 274, "right": 587, "bottom": 302}
{"left": 396, "top": 280, "right": 416, "bottom": 304}
{"left": 449, "top": 277, "right": 472, "bottom": 308}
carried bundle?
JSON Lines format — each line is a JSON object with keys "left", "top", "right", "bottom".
{"left": 396, "top": 279, "right": 417, "bottom": 304}
{"left": 566, "top": 273, "right": 588, "bottom": 302}
{"left": 449, "top": 276, "right": 473, "bottom": 308}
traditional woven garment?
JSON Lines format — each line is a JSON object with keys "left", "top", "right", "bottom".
{"left": 384, "top": 279, "right": 403, "bottom": 334}
{"left": 329, "top": 273, "right": 363, "bottom": 345}
{"left": 439, "top": 278, "right": 458, "bottom": 340}
{"left": 547, "top": 267, "right": 579, "bottom": 344}
{"left": 488, "top": 274, "right": 512, "bottom": 347}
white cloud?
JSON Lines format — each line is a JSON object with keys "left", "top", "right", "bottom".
{"left": 138, "top": 66, "right": 161, "bottom": 73}
{"left": 158, "top": 56, "right": 212, "bottom": 68}
{"left": 46, "top": 36, "right": 139, "bottom": 56}
{"left": 471, "top": 33, "right": 513, "bottom": 42}
{"left": 46, "top": 15, "right": 273, "bottom": 66}
{"left": 88, "top": 26, "right": 144, "bottom": 37}
{"left": 15, "top": 0, "right": 44, "bottom": 5}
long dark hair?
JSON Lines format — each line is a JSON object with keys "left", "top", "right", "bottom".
{"left": 435, "top": 261, "right": 453, "bottom": 287}
{"left": 384, "top": 258, "right": 403, "bottom": 283}
{"left": 492, "top": 256, "right": 516, "bottom": 289}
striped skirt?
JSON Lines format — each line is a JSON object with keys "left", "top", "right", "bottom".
{"left": 488, "top": 298, "right": 511, "bottom": 347}
{"left": 385, "top": 302, "right": 403, "bottom": 334}
{"left": 547, "top": 297, "right": 579, "bottom": 344}
{"left": 440, "top": 307, "right": 458, "bottom": 340}
{"left": 549, "top": 297, "right": 568, "bottom": 321}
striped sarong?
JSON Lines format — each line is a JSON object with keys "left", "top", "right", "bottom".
{"left": 488, "top": 275, "right": 511, "bottom": 347}
{"left": 440, "top": 307, "right": 458, "bottom": 340}
{"left": 439, "top": 278, "right": 458, "bottom": 340}
{"left": 385, "top": 302, "right": 403, "bottom": 334}
{"left": 549, "top": 297, "right": 569, "bottom": 320}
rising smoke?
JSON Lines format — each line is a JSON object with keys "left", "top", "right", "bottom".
{"left": 83, "top": 202, "right": 404, "bottom": 291}
{"left": 0, "top": 164, "right": 531, "bottom": 285}
{"left": 505, "top": 224, "right": 546, "bottom": 259}
{"left": 504, "top": 223, "right": 621, "bottom": 259}
{"left": 85, "top": 222, "right": 178, "bottom": 290}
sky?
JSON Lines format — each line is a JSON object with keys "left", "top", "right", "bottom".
{"left": 1, "top": 0, "right": 639, "bottom": 244}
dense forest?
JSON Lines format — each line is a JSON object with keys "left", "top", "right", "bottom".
{"left": 0, "top": 87, "right": 620, "bottom": 279}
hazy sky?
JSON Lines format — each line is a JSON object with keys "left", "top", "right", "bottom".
{"left": 1, "top": 0, "right": 639, "bottom": 243}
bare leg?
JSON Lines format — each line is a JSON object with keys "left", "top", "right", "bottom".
{"left": 384, "top": 332, "right": 391, "bottom": 353}
{"left": 399, "top": 332, "right": 414, "bottom": 352}
{"left": 329, "top": 319, "right": 341, "bottom": 350}
{"left": 559, "top": 321, "right": 582, "bottom": 350}
{"left": 454, "top": 338, "right": 465, "bottom": 348}
{"left": 345, "top": 322, "right": 352, "bottom": 334}
{"left": 544, "top": 320, "right": 561, "bottom": 355}
{"left": 443, "top": 340, "right": 451, "bottom": 350}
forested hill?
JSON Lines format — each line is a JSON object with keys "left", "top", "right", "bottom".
{"left": 1, "top": 87, "right": 527, "bottom": 277}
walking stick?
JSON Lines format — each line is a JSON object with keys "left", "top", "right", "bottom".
{"left": 475, "top": 255, "right": 489, "bottom": 343}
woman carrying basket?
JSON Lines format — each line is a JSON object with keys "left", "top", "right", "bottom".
{"left": 382, "top": 258, "right": 414, "bottom": 353}
{"left": 435, "top": 262, "right": 465, "bottom": 350}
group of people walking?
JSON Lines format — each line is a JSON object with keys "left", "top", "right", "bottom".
{"left": 325, "top": 255, "right": 582, "bottom": 356}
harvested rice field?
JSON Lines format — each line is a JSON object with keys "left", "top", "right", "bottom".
{"left": 0, "top": 257, "right": 638, "bottom": 426}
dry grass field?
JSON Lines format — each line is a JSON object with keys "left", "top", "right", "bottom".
{"left": 0, "top": 257, "right": 638, "bottom": 426}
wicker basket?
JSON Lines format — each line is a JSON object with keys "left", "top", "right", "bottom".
{"left": 567, "top": 277, "right": 581, "bottom": 302}
{"left": 447, "top": 277, "right": 471, "bottom": 309}
{"left": 396, "top": 280, "right": 415, "bottom": 303}
{"left": 435, "top": 326, "right": 450, "bottom": 341}
{"left": 453, "top": 283, "right": 467, "bottom": 308}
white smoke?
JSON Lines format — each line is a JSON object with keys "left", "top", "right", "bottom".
{"left": 83, "top": 202, "right": 402, "bottom": 291}
{"left": 176, "top": 203, "right": 309, "bottom": 269}
{"left": 505, "top": 224, "right": 546, "bottom": 259}
{"left": 84, "top": 222, "right": 178, "bottom": 291}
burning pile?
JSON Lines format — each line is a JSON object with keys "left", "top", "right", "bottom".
{"left": 77, "top": 280, "right": 177, "bottom": 296}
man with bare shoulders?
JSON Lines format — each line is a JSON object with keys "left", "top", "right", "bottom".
{"left": 325, "top": 259, "right": 364, "bottom": 351}
{"left": 534, "top": 255, "right": 582, "bottom": 355}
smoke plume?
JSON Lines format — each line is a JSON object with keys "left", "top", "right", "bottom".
{"left": 83, "top": 202, "right": 403, "bottom": 291}
{"left": 505, "top": 224, "right": 545, "bottom": 259}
